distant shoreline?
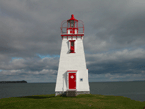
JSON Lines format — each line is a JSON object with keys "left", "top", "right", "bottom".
{"left": 27, "top": 80, "right": 145, "bottom": 83}
{"left": 0, "top": 80, "right": 27, "bottom": 83}
{"left": 1, "top": 80, "right": 144, "bottom": 84}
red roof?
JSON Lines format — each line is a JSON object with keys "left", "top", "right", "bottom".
{"left": 67, "top": 14, "right": 78, "bottom": 21}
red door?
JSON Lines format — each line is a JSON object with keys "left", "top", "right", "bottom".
{"left": 69, "top": 73, "right": 76, "bottom": 89}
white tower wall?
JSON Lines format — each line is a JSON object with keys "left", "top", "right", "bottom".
{"left": 55, "top": 36, "right": 90, "bottom": 96}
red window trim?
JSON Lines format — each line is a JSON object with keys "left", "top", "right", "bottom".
{"left": 69, "top": 40, "right": 75, "bottom": 53}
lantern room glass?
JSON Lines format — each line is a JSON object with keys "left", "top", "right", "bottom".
{"left": 71, "top": 20, "right": 74, "bottom": 27}
{"left": 68, "top": 20, "right": 74, "bottom": 27}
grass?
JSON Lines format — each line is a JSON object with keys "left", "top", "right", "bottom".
{"left": 0, "top": 94, "right": 145, "bottom": 109}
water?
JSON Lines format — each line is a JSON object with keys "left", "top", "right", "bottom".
{"left": 0, "top": 81, "right": 145, "bottom": 102}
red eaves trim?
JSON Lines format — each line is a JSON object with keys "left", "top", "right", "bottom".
{"left": 61, "top": 34, "right": 84, "bottom": 36}
{"left": 67, "top": 70, "right": 77, "bottom": 72}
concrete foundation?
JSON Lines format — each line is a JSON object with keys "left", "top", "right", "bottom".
{"left": 55, "top": 91, "right": 90, "bottom": 96}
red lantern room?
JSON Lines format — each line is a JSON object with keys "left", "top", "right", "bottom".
{"left": 60, "top": 14, "right": 84, "bottom": 38}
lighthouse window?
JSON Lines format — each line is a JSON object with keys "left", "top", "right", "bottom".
{"left": 69, "top": 40, "right": 75, "bottom": 53}
{"left": 71, "top": 42, "right": 74, "bottom": 46}
{"left": 80, "top": 78, "right": 83, "bottom": 81}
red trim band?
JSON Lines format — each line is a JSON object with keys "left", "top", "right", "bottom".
{"left": 67, "top": 70, "right": 77, "bottom": 72}
{"left": 61, "top": 34, "right": 84, "bottom": 36}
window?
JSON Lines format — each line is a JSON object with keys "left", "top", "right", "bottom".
{"left": 69, "top": 40, "right": 75, "bottom": 53}
{"left": 71, "top": 41, "right": 74, "bottom": 46}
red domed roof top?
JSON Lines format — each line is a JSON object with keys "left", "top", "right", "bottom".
{"left": 67, "top": 14, "right": 78, "bottom": 21}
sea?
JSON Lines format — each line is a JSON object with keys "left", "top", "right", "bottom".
{"left": 0, "top": 81, "right": 145, "bottom": 102}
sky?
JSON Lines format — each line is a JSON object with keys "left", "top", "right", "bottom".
{"left": 0, "top": 0, "right": 145, "bottom": 83}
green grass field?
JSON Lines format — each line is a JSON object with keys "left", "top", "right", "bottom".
{"left": 0, "top": 94, "right": 145, "bottom": 109}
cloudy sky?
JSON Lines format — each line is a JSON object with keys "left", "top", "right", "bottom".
{"left": 0, "top": 0, "right": 145, "bottom": 83}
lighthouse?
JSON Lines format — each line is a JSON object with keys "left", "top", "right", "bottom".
{"left": 55, "top": 14, "right": 90, "bottom": 96}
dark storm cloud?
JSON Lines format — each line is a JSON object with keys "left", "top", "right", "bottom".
{"left": 83, "top": 0, "right": 145, "bottom": 52}
{"left": 0, "top": 0, "right": 145, "bottom": 82}
{"left": 0, "top": 0, "right": 61, "bottom": 58}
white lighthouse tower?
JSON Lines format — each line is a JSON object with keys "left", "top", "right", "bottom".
{"left": 55, "top": 14, "right": 90, "bottom": 96}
